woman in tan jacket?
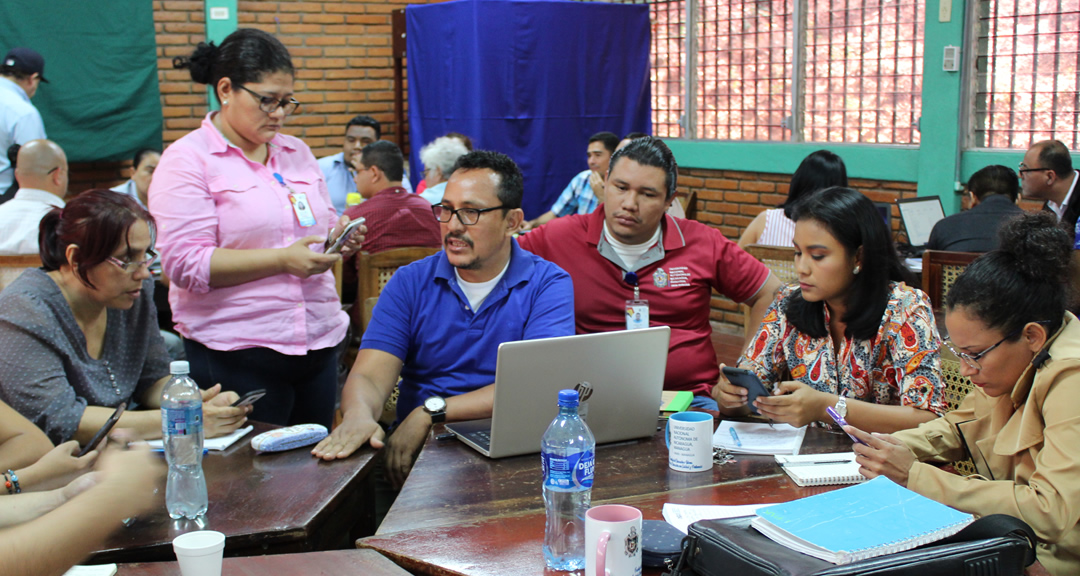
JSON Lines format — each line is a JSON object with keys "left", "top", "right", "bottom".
{"left": 848, "top": 211, "right": 1080, "bottom": 575}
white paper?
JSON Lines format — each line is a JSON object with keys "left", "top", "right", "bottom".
{"left": 904, "top": 257, "right": 923, "bottom": 273}
{"left": 147, "top": 425, "right": 254, "bottom": 451}
{"left": 662, "top": 503, "right": 774, "bottom": 534}
{"left": 63, "top": 565, "right": 117, "bottom": 576}
{"left": 712, "top": 421, "right": 806, "bottom": 455}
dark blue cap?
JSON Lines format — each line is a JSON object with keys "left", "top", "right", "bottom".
{"left": 558, "top": 389, "right": 579, "bottom": 406}
{"left": 3, "top": 47, "right": 47, "bottom": 83}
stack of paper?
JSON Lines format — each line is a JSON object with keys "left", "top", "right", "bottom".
{"left": 662, "top": 503, "right": 773, "bottom": 534}
{"left": 147, "top": 425, "right": 254, "bottom": 451}
{"left": 775, "top": 452, "right": 866, "bottom": 487}
{"left": 712, "top": 421, "right": 806, "bottom": 455}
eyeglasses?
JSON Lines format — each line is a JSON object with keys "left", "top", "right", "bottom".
{"left": 432, "top": 204, "right": 506, "bottom": 226}
{"left": 1017, "top": 163, "right": 1050, "bottom": 176}
{"left": 236, "top": 85, "right": 300, "bottom": 116}
{"left": 942, "top": 320, "right": 1051, "bottom": 371}
{"left": 106, "top": 250, "right": 158, "bottom": 273}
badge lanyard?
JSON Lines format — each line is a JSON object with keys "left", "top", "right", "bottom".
{"left": 624, "top": 271, "right": 649, "bottom": 331}
{"left": 276, "top": 172, "right": 317, "bottom": 228}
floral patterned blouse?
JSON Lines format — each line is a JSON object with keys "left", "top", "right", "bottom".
{"left": 740, "top": 282, "right": 945, "bottom": 415}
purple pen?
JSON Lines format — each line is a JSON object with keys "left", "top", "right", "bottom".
{"left": 825, "top": 406, "right": 868, "bottom": 446}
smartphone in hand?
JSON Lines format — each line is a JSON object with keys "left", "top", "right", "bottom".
{"left": 826, "top": 406, "right": 869, "bottom": 445}
{"left": 231, "top": 389, "right": 267, "bottom": 408}
{"left": 79, "top": 402, "right": 127, "bottom": 457}
{"left": 324, "top": 217, "right": 366, "bottom": 255}
{"left": 721, "top": 367, "right": 770, "bottom": 415}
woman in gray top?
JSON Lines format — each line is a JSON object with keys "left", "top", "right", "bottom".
{"left": 0, "top": 190, "right": 250, "bottom": 445}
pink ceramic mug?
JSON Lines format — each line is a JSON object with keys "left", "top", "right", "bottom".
{"left": 585, "top": 504, "right": 642, "bottom": 576}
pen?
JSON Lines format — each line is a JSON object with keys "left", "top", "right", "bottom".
{"left": 728, "top": 427, "right": 742, "bottom": 447}
{"left": 781, "top": 459, "right": 853, "bottom": 466}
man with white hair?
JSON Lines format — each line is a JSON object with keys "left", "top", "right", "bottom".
{"left": 418, "top": 136, "right": 470, "bottom": 205}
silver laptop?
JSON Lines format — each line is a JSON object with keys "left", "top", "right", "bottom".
{"left": 896, "top": 196, "right": 945, "bottom": 249}
{"left": 445, "top": 326, "right": 671, "bottom": 458}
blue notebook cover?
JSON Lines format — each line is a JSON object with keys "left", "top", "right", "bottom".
{"left": 752, "top": 476, "right": 974, "bottom": 564}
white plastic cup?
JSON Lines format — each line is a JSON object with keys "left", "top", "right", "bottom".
{"left": 172, "top": 530, "right": 225, "bottom": 576}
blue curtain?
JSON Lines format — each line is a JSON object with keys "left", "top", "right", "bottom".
{"left": 406, "top": 0, "right": 651, "bottom": 218}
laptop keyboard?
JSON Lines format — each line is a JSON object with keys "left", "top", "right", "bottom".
{"left": 461, "top": 428, "right": 492, "bottom": 450}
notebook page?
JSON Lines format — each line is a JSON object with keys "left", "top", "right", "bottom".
{"left": 712, "top": 421, "right": 806, "bottom": 455}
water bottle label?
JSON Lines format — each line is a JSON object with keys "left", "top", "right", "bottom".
{"left": 163, "top": 406, "right": 203, "bottom": 437}
{"left": 542, "top": 450, "right": 594, "bottom": 489}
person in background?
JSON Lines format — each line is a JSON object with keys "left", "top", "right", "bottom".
{"left": 154, "top": 29, "right": 361, "bottom": 428}
{"left": 715, "top": 186, "right": 944, "bottom": 433}
{"left": 3, "top": 144, "right": 19, "bottom": 200}
{"left": 0, "top": 441, "right": 163, "bottom": 576}
{"left": 0, "top": 139, "right": 66, "bottom": 255}
{"left": 0, "top": 47, "right": 48, "bottom": 197}
{"left": 521, "top": 131, "right": 620, "bottom": 230}
{"left": 313, "top": 151, "right": 575, "bottom": 490}
{"left": 519, "top": 137, "right": 781, "bottom": 410}
{"left": 414, "top": 131, "right": 473, "bottom": 196}
{"left": 0, "top": 190, "right": 250, "bottom": 444}
{"left": 418, "top": 135, "right": 469, "bottom": 205}
{"left": 1020, "top": 140, "right": 1079, "bottom": 235}
{"left": 926, "top": 164, "right": 1024, "bottom": 252}
{"left": 738, "top": 150, "right": 848, "bottom": 248}
{"left": 851, "top": 212, "right": 1080, "bottom": 575}
{"left": 317, "top": 115, "right": 415, "bottom": 215}
{"left": 110, "top": 148, "right": 160, "bottom": 209}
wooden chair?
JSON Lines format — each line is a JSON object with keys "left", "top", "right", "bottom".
{"left": 681, "top": 190, "right": 698, "bottom": 221}
{"left": 0, "top": 254, "right": 42, "bottom": 292}
{"left": 740, "top": 244, "right": 797, "bottom": 341}
{"left": 351, "top": 247, "right": 441, "bottom": 332}
{"left": 920, "top": 250, "right": 980, "bottom": 311}
{"left": 940, "top": 348, "right": 978, "bottom": 476}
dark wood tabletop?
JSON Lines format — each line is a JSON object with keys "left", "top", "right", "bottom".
{"left": 90, "top": 421, "right": 378, "bottom": 564}
{"left": 116, "top": 549, "right": 410, "bottom": 575}
{"left": 362, "top": 421, "right": 855, "bottom": 575}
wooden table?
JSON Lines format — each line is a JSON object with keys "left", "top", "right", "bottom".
{"left": 361, "top": 422, "right": 853, "bottom": 575}
{"left": 90, "top": 422, "right": 378, "bottom": 564}
{"left": 117, "top": 549, "right": 410, "bottom": 575}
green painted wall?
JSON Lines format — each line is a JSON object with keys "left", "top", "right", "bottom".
{"left": 667, "top": 0, "right": 1003, "bottom": 216}
{"left": 204, "top": 0, "right": 238, "bottom": 110}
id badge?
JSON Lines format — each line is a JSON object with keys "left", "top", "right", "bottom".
{"left": 625, "top": 299, "right": 649, "bottom": 330}
{"left": 289, "top": 192, "right": 317, "bottom": 227}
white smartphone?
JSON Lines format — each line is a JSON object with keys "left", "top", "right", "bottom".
{"left": 324, "top": 217, "right": 366, "bottom": 254}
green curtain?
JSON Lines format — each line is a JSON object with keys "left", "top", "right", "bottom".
{"left": 0, "top": 0, "right": 162, "bottom": 162}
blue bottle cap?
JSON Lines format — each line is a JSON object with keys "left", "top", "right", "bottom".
{"left": 558, "top": 389, "right": 579, "bottom": 406}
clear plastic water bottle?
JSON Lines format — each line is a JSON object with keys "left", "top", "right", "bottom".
{"left": 542, "top": 389, "right": 595, "bottom": 571}
{"left": 161, "top": 360, "right": 207, "bottom": 519}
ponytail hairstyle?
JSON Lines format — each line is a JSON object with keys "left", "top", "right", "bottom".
{"left": 173, "top": 28, "right": 294, "bottom": 100}
{"left": 39, "top": 189, "right": 155, "bottom": 289}
{"left": 785, "top": 186, "right": 912, "bottom": 340}
{"left": 946, "top": 211, "right": 1071, "bottom": 337}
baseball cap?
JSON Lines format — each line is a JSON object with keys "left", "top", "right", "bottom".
{"left": 3, "top": 47, "right": 48, "bottom": 83}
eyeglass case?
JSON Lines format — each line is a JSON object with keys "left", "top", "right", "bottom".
{"left": 251, "top": 424, "right": 328, "bottom": 453}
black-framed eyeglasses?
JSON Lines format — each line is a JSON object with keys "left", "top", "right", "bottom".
{"left": 942, "top": 320, "right": 1052, "bottom": 371}
{"left": 106, "top": 249, "right": 158, "bottom": 273}
{"left": 432, "top": 204, "right": 506, "bottom": 226}
{"left": 236, "top": 85, "right": 300, "bottom": 116}
{"left": 1017, "top": 163, "right": 1050, "bottom": 176}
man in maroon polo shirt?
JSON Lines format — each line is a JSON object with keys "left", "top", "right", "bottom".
{"left": 518, "top": 137, "right": 782, "bottom": 409}
{"left": 344, "top": 140, "right": 441, "bottom": 255}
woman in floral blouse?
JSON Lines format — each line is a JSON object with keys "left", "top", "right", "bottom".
{"left": 714, "top": 186, "right": 944, "bottom": 433}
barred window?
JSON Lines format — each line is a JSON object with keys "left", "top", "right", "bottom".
{"left": 972, "top": 0, "right": 1080, "bottom": 149}
{"left": 649, "top": 0, "right": 925, "bottom": 144}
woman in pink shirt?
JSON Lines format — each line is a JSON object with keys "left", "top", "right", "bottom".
{"left": 150, "top": 29, "right": 360, "bottom": 428}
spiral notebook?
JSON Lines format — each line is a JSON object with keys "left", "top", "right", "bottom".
{"left": 775, "top": 452, "right": 866, "bottom": 487}
{"left": 751, "top": 476, "right": 974, "bottom": 564}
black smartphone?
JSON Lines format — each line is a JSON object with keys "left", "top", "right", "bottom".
{"left": 721, "top": 367, "right": 770, "bottom": 415}
{"left": 231, "top": 389, "right": 267, "bottom": 408}
{"left": 79, "top": 401, "right": 126, "bottom": 457}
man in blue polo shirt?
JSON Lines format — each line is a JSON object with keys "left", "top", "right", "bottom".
{"left": 313, "top": 150, "right": 574, "bottom": 485}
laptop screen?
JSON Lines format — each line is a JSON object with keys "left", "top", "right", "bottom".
{"left": 896, "top": 197, "right": 945, "bottom": 247}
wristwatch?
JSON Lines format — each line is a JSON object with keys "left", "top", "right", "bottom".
{"left": 834, "top": 394, "right": 848, "bottom": 419}
{"left": 423, "top": 396, "right": 447, "bottom": 424}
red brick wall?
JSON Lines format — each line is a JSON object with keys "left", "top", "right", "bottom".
{"left": 676, "top": 168, "right": 920, "bottom": 331}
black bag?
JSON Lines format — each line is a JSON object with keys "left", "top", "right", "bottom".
{"left": 666, "top": 514, "right": 1036, "bottom": 576}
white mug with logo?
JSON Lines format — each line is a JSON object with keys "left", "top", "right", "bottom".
{"left": 665, "top": 411, "right": 713, "bottom": 472}
{"left": 585, "top": 504, "right": 642, "bottom": 576}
